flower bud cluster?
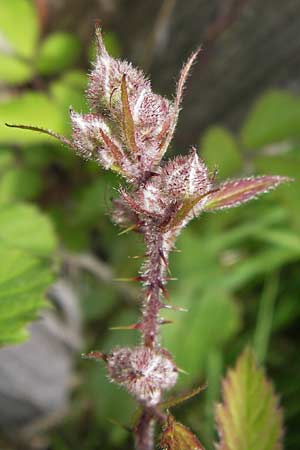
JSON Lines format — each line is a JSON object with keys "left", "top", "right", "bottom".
{"left": 120, "top": 148, "right": 213, "bottom": 232}
{"left": 70, "top": 29, "right": 175, "bottom": 184}
{"left": 106, "top": 346, "right": 178, "bottom": 406}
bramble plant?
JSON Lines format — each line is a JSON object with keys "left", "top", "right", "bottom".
{"left": 6, "top": 28, "right": 289, "bottom": 450}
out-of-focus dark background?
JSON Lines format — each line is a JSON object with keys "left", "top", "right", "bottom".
{"left": 0, "top": 1, "right": 300, "bottom": 449}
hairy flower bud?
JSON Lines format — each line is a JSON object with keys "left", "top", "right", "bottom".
{"left": 121, "top": 148, "right": 213, "bottom": 232}
{"left": 87, "top": 30, "right": 150, "bottom": 117}
{"left": 70, "top": 110, "right": 121, "bottom": 166}
{"left": 162, "top": 149, "right": 211, "bottom": 200}
{"left": 106, "top": 346, "right": 178, "bottom": 406}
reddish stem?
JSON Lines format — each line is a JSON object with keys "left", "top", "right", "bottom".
{"left": 134, "top": 228, "right": 169, "bottom": 449}
{"left": 134, "top": 410, "right": 155, "bottom": 450}
{"left": 140, "top": 229, "right": 167, "bottom": 348}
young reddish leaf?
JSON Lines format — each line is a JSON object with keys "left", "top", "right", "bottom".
{"left": 160, "top": 415, "right": 205, "bottom": 450}
{"left": 205, "top": 176, "right": 290, "bottom": 211}
{"left": 215, "top": 348, "right": 283, "bottom": 450}
{"left": 158, "top": 49, "right": 200, "bottom": 159}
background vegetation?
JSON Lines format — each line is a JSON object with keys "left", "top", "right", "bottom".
{"left": 0, "top": 1, "right": 299, "bottom": 449}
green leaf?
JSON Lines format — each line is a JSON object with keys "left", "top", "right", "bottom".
{"left": 0, "top": 203, "right": 57, "bottom": 256}
{"left": 201, "top": 127, "right": 242, "bottom": 178}
{"left": 215, "top": 348, "right": 284, "bottom": 450}
{"left": 0, "top": 0, "right": 38, "bottom": 84}
{"left": 37, "top": 32, "right": 81, "bottom": 76}
{"left": 241, "top": 90, "right": 300, "bottom": 149}
{"left": 0, "top": 203, "right": 57, "bottom": 346}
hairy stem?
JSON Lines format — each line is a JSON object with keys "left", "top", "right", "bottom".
{"left": 134, "top": 410, "right": 155, "bottom": 450}
{"left": 141, "top": 228, "right": 168, "bottom": 348}
{"left": 134, "top": 229, "right": 170, "bottom": 449}
{"left": 135, "top": 402, "right": 167, "bottom": 450}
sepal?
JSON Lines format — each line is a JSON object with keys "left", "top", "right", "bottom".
{"left": 205, "top": 176, "right": 291, "bottom": 211}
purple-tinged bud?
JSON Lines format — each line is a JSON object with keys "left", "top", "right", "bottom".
{"left": 133, "top": 91, "right": 174, "bottom": 164}
{"left": 120, "top": 149, "right": 213, "bottom": 228}
{"left": 106, "top": 346, "right": 178, "bottom": 406}
{"left": 70, "top": 110, "right": 123, "bottom": 169}
{"left": 161, "top": 148, "right": 212, "bottom": 200}
{"left": 87, "top": 29, "right": 150, "bottom": 119}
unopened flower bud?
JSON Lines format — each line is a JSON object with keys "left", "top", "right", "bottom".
{"left": 106, "top": 346, "right": 178, "bottom": 406}
{"left": 70, "top": 109, "right": 123, "bottom": 169}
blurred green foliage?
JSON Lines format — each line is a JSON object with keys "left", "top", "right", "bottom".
{"left": 0, "top": 203, "right": 56, "bottom": 345}
{"left": 0, "top": 2, "right": 299, "bottom": 450}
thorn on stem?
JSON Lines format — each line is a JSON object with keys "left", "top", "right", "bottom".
{"left": 113, "top": 276, "right": 143, "bottom": 282}
{"left": 163, "top": 303, "right": 188, "bottom": 312}
{"left": 159, "top": 249, "right": 171, "bottom": 274}
{"left": 177, "top": 366, "right": 189, "bottom": 375}
{"left": 158, "top": 319, "right": 174, "bottom": 325}
{"left": 109, "top": 323, "right": 140, "bottom": 331}
{"left": 118, "top": 224, "right": 138, "bottom": 235}
{"left": 82, "top": 351, "right": 107, "bottom": 362}
{"left": 159, "top": 282, "right": 170, "bottom": 301}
